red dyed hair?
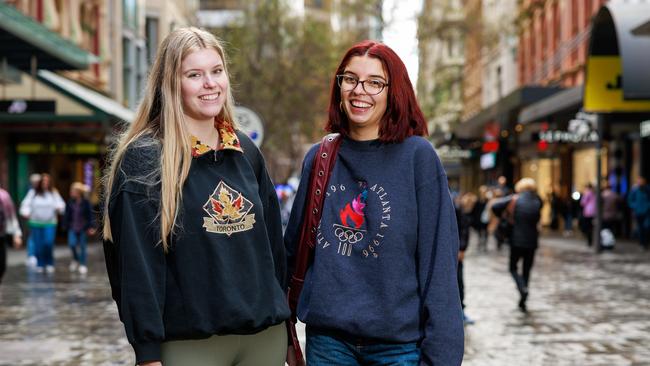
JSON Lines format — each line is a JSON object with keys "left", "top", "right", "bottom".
{"left": 325, "top": 40, "right": 428, "bottom": 143}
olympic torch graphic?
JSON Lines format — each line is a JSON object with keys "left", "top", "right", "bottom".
{"left": 333, "top": 190, "right": 367, "bottom": 256}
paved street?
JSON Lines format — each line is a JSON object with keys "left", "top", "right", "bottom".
{"left": 462, "top": 234, "right": 650, "bottom": 366}
{"left": 0, "top": 233, "right": 649, "bottom": 365}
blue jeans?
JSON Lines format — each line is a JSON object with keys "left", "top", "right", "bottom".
{"left": 26, "top": 234, "right": 36, "bottom": 258}
{"left": 31, "top": 225, "right": 57, "bottom": 268}
{"left": 306, "top": 327, "right": 420, "bottom": 366}
{"left": 68, "top": 230, "right": 88, "bottom": 265}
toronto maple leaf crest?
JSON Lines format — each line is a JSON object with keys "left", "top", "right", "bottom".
{"left": 202, "top": 181, "right": 255, "bottom": 236}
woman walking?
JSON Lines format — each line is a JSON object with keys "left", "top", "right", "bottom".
{"left": 492, "top": 178, "right": 542, "bottom": 312}
{"left": 19, "top": 173, "right": 65, "bottom": 273}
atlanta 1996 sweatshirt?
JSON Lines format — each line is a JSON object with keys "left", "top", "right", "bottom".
{"left": 285, "top": 135, "right": 464, "bottom": 365}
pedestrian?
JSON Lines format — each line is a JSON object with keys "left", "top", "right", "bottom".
{"left": 284, "top": 40, "right": 464, "bottom": 366}
{"left": 492, "top": 178, "right": 542, "bottom": 313}
{"left": 496, "top": 175, "right": 512, "bottom": 196}
{"left": 487, "top": 187, "right": 506, "bottom": 250}
{"left": 472, "top": 185, "right": 489, "bottom": 251}
{"left": 63, "top": 182, "right": 95, "bottom": 274}
{"left": 456, "top": 192, "right": 476, "bottom": 324}
{"left": 627, "top": 176, "right": 650, "bottom": 250}
{"left": 601, "top": 182, "right": 621, "bottom": 236}
{"left": 19, "top": 173, "right": 65, "bottom": 273}
{"left": 23, "top": 173, "right": 41, "bottom": 267}
{"left": 0, "top": 185, "right": 23, "bottom": 284}
{"left": 579, "top": 183, "right": 596, "bottom": 247}
{"left": 102, "top": 27, "right": 289, "bottom": 366}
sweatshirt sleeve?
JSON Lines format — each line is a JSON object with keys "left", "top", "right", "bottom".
{"left": 259, "top": 156, "right": 288, "bottom": 290}
{"left": 0, "top": 191, "right": 22, "bottom": 237}
{"left": 19, "top": 189, "right": 34, "bottom": 218}
{"left": 53, "top": 191, "right": 66, "bottom": 215}
{"left": 103, "top": 142, "right": 166, "bottom": 365}
{"left": 106, "top": 188, "right": 166, "bottom": 364}
{"left": 416, "top": 174, "right": 464, "bottom": 365}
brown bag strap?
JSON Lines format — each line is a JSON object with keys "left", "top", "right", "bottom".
{"left": 287, "top": 133, "right": 341, "bottom": 312}
{"left": 505, "top": 194, "right": 519, "bottom": 224}
{"left": 286, "top": 133, "right": 341, "bottom": 366}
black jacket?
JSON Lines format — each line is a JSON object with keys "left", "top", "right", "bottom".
{"left": 62, "top": 198, "right": 94, "bottom": 232}
{"left": 103, "top": 131, "right": 289, "bottom": 364}
{"left": 492, "top": 191, "right": 542, "bottom": 249}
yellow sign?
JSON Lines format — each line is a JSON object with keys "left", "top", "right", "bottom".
{"left": 584, "top": 56, "right": 650, "bottom": 113}
{"left": 16, "top": 143, "right": 101, "bottom": 154}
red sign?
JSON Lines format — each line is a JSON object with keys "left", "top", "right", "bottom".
{"left": 482, "top": 141, "right": 499, "bottom": 153}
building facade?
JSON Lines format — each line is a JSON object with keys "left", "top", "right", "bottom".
{"left": 0, "top": 0, "right": 196, "bottom": 206}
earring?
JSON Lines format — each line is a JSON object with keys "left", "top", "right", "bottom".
{"left": 339, "top": 101, "right": 344, "bottom": 112}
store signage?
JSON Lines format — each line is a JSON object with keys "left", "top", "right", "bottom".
{"left": 0, "top": 100, "right": 55, "bottom": 114}
{"left": 584, "top": 56, "right": 650, "bottom": 112}
{"left": 480, "top": 153, "right": 496, "bottom": 170}
{"left": 16, "top": 143, "right": 101, "bottom": 154}
{"left": 437, "top": 146, "right": 472, "bottom": 161}
{"left": 539, "top": 130, "right": 598, "bottom": 143}
{"left": 641, "top": 120, "right": 650, "bottom": 138}
{"left": 481, "top": 141, "right": 499, "bottom": 153}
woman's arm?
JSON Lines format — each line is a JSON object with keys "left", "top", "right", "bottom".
{"left": 105, "top": 188, "right": 166, "bottom": 365}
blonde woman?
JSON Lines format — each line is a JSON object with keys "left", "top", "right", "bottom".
{"left": 102, "top": 27, "right": 289, "bottom": 366}
{"left": 491, "top": 178, "right": 542, "bottom": 312}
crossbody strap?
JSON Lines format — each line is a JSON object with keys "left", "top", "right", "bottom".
{"left": 287, "top": 133, "right": 341, "bottom": 313}
{"left": 286, "top": 133, "right": 341, "bottom": 366}
{"left": 505, "top": 194, "right": 519, "bottom": 224}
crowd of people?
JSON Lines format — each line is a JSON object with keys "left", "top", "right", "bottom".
{"left": 0, "top": 173, "right": 96, "bottom": 281}
{"left": 1, "top": 26, "right": 649, "bottom": 366}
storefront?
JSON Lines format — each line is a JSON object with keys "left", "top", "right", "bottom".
{"left": 454, "top": 86, "right": 562, "bottom": 191}
{"left": 2, "top": 69, "right": 133, "bottom": 205}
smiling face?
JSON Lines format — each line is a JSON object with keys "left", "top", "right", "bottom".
{"left": 340, "top": 55, "right": 388, "bottom": 140}
{"left": 180, "top": 48, "right": 228, "bottom": 125}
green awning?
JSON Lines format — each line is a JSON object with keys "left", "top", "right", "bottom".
{"left": 0, "top": 2, "right": 97, "bottom": 70}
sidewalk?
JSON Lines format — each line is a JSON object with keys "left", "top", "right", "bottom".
{"left": 1, "top": 233, "right": 648, "bottom": 365}
{"left": 5, "top": 241, "right": 90, "bottom": 267}
{"left": 461, "top": 231, "right": 650, "bottom": 366}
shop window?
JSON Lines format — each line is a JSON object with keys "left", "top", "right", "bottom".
{"left": 145, "top": 17, "right": 159, "bottom": 65}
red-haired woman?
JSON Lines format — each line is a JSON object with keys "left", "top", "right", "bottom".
{"left": 285, "top": 41, "right": 464, "bottom": 366}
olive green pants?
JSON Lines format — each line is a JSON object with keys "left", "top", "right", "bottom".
{"left": 160, "top": 323, "right": 287, "bottom": 366}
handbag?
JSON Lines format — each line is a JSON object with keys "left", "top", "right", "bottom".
{"left": 286, "top": 133, "right": 341, "bottom": 366}
{"left": 495, "top": 195, "right": 518, "bottom": 242}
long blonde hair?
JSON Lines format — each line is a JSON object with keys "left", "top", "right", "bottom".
{"left": 103, "top": 27, "right": 237, "bottom": 251}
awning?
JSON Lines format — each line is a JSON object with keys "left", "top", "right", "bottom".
{"left": 589, "top": 4, "right": 650, "bottom": 100}
{"left": 37, "top": 70, "right": 134, "bottom": 123}
{"left": 518, "top": 86, "right": 583, "bottom": 124}
{"left": 454, "top": 86, "right": 562, "bottom": 139}
{"left": 0, "top": 2, "right": 97, "bottom": 70}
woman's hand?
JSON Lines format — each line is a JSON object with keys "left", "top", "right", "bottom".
{"left": 12, "top": 235, "right": 23, "bottom": 249}
{"left": 139, "top": 362, "right": 162, "bottom": 366}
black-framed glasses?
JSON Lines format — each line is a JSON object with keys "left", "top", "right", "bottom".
{"left": 336, "top": 74, "right": 388, "bottom": 95}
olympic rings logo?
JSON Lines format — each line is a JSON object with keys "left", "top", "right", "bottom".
{"left": 334, "top": 226, "right": 365, "bottom": 244}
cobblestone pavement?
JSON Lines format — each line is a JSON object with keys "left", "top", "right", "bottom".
{"left": 0, "top": 234, "right": 649, "bottom": 365}
{"left": 462, "top": 234, "right": 650, "bottom": 366}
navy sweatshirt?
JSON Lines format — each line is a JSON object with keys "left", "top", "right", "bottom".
{"left": 285, "top": 136, "right": 464, "bottom": 365}
{"left": 104, "top": 131, "right": 290, "bottom": 364}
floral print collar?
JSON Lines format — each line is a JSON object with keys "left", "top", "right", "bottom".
{"left": 191, "top": 119, "right": 243, "bottom": 157}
